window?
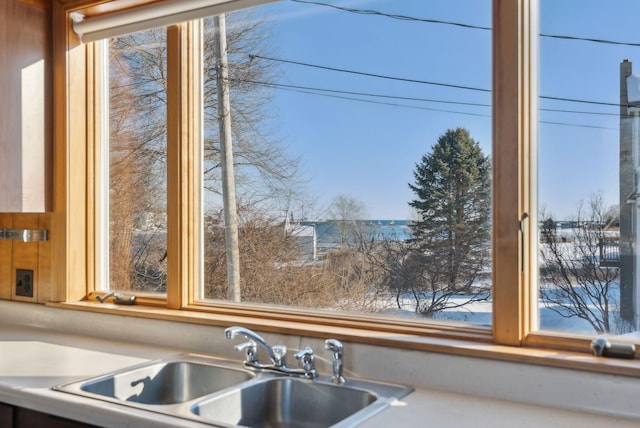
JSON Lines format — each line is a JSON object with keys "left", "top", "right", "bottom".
{"left": 97, "top": 0, "right": 495, "bottom": 327}
{"left": 63, "top": 0, "right": 639, "bottom": 356}
{"left": 106, "top": 28, "right": 168, "bottom": 295}
{"left": 535, "top": 0, "right": 640, "bottom": 340}
{"left": 196, "top": 2, "right": 494, "bottom": 322}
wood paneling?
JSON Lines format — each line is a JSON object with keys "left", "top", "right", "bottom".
{"left": 0, "top": 213, "right": 51, "bottom": 303}
{"left": 0, "top": 0, "right": 52, "bottom": 212}
{"left": 0, "top": 0, "right": 53, "bottom": 304}
{"left": 79, "top": 0, "right": 158, "bottom": 17}
{"left": 50, "top": 1, "right": 88, "bottom": 303}
{"left": 19, "top": 0, "right": 51, "bottom": 10}
{"left": 37, "top": 213, "right": 53, "bottom": 303}
{"left": 0, "top": 215, "right": 13, "bottom": 300}
{"left": 11, "top": 215, "right": 40, "bottom": 302}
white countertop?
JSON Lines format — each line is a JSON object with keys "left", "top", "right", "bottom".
{"left": 0, "top": 323, "right": 638, "bottom": 428}
{"left": 0, "top": 325, "right": 213, "bottom": 427}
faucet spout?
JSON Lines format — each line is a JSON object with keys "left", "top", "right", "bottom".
{"left": 225, "top": 326, "right": 282, "bottom": 366}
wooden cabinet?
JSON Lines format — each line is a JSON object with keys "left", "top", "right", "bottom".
{"left": 0, "top": 405, "right": 97, "bottom": 428}
{"left": 14, "top": 407, "right": 97, "bottom": 428}
{"left": 0, "top": 402, "right": 14, "bottom": 426}
{"left": 0, "top": 0, "right": 52, "bottom": 212}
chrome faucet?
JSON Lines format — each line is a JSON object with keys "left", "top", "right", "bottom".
{"left": 294, "top": 347, "right": 317, "bottom": 378}
{"left": 225, "top": 326, "right": 284, "bottom": 366}
{"left": 225, "top": 326, "right": 316, "bottom": 378}
{"left": 325, "top": 338, "right": 346, "bottom": 384}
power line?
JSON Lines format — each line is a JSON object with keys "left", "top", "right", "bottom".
{"left": 249, "top": 54, "right": 491, "bottom": 93}
{"left": 237, "top": 79, "right": 491, "bottom": 107}
{"left": 111, "top": 54, "right": 623, "bottom": 115}
{"left": 542, "top": 33, "right": 640, "bottom": 47}
{"left": 290, "top": 0, "right": 640, "bottom": 48}
{"left": 542, "top": 95, "right": 619, "bottom": 107}
{"left": 248, "top": 53, "right": 622, "bottom": 107}
{"left": 289, "top": 0, "right": 491, "bottom": 31}
{"left": 541, "top": 108, "right": 618, "bottom": 117}
{"left": 539, "top": 121, "right": 616, "bottom": 130}
{"left": 239, "top": 78, "right": 619, "bottom": 117}
{"left": 235, "top": 78, "right": 616, "bottom": 129}
{"left": 275, "top": 85, "right": 491, "bottom": 117}
{"left": 283, "top": 86, "right": 616, "bottom": 129}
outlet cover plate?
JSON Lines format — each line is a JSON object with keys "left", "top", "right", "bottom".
{"left": 16, "top": 269, "right": 34, "bottom": 297}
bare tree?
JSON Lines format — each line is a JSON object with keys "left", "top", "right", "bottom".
{"left": 318, "top": 247, "right": 389, "bottom": 312}
{"left": 107, "top": 11, "right": 308, "bottom": 294}
{"left": 109, "top": 29, "right": 168, "bottom": 292}
{"left": 539, "top": 194, "right": 623, "bottom": 334}
{"left": 202, "top": 11, "right": 304, "bottom": 212}
{"left": 203, "top": 207, "right": 300, "bottom": 303}
{"left": 327, "top": 195, "right": 368, "bottom": 249}
{"left": 203, "top": 207, "right": 362, "bottom": 308}
{"left": 604, "top": 204, "right": 620, "bottom": 228}
{"left": 366, "top": 238, "right": 489, "bottom": 317}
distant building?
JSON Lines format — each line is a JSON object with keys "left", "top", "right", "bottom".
{"left": 285, "top": 222, "right": 317, "bottom": 261}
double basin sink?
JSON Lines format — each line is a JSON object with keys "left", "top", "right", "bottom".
{"left": 53, "top": 353, "right": 413, "bottom": 427}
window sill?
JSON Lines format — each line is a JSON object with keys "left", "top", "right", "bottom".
{"left": 47, "top": 300, "right": 640, "bottom": 379}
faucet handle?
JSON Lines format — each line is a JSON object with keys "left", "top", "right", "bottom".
{"left": 271, "top": 345, "right": 288, "bottom": 367}
{"left": 234, "top": 341, "right": 258, "bottom": 363}
{"left": 294, "top": 346, "right": 313, "bottom": 359}
{"left": 294, "top": 347, "right": 317, "bottom": 378}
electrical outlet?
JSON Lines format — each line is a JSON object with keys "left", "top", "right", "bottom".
{"left": 16, "top": 269, "right": 34, "bottom": 298}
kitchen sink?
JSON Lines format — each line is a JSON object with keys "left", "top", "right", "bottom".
{"left": 53, "top": 354, "right": 254, "bottom": 406}
{"left": 191, "top": 376, "right": 412, "bottom": 428}
{"left": 53, "top": 353, "right": 413, "bottom": 427}
{"left": 79, "top": 360, "right": 252, "bottom": 404}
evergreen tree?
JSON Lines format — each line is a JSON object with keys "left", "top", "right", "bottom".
{"left": 408, "top": 127, "right": 491, "bottom": 293}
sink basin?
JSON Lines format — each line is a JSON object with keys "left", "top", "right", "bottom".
{"left": 53, "top": 354, "right": 413, "bottom": 427}
{"left": 191, "top": 376, "right": 412, "bottom": 428}
{"left": 79, "top": 360, "right": 251, "bottom": 404}
{"left": 54, "top": 354, "right": 253, "bottom": 405}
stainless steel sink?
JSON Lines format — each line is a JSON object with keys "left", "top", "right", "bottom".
{"left": 191, "top": 376, "right": 412, "bottom": 428}
{"left": 79, "top": 360, "right": 251, "bottom": 405}
{"left": 53, "top": 353, "right": 413, "bottom": 427}
{"left": 53, "top": 354, "right": 254, "bottom": 406}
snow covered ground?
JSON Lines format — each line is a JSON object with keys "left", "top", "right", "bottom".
{"left": 430, "top": 294, "right": 616, "bottom": 335}
{"left": 370, "top": 285, "right": 618, "bottom": 335}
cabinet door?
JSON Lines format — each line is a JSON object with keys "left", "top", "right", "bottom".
{"left": 0, "top": 0, "right": 51, "bottom": 212}
{"left": 15, "top": 407, "right": 96, "bottom": 428}
{"left": 0, "top": 402, "right": 14, "bottom": 426}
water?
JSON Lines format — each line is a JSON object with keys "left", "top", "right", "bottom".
{"left": 300, "top": 220, "right": 412, "bottom": 249}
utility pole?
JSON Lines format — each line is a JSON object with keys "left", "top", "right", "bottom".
{"left": 214, "top": 14, "right": 241, "bottom": 302}
{"left": 620, "top": 59, "right": 635, "bottom": 324}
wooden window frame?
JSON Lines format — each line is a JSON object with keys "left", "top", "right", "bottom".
{"left": 53, "top": 0, "right": 609, "bottom": 358}
{"left": 79, "top": 18, "right": 202, "bottom": 308}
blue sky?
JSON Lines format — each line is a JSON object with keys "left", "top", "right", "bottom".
{"left": 243, "top": 0, "right": 638, "bottom": 220}
{"left": 247, "top": 0, "right": 491, "bottom": 220}
{"left": 538, "top": 0, "right": 640, "bottom": 218}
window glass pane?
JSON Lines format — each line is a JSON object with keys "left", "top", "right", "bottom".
{"left": 107, "top": 28, "right": 167, "bottom": 295}
{"left": 200, "top": 0, "right": 492, "bottom": 325}
{"left": 537, "top": 0, "right": 640, "bottom": 336}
